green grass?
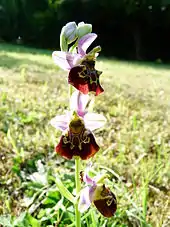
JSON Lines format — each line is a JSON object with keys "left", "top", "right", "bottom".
{"left": 0, "top": 43, "right": 170, "bottom": 227}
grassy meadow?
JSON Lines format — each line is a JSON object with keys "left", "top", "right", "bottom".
{"left": 0, "top": 43, "right": 169, "bottom": 227}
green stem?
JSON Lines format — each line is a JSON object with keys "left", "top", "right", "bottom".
{"left": 69, "top": 82, "right": 81, "bottom": 226}
{"left": 75, "top": 157, "right": 81, "bottom": 227}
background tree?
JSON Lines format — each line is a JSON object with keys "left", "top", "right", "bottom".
{"left": 1, "top": 0, "right": 170, "bottom": 61}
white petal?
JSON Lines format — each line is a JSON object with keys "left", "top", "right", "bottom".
{"left": 50, "top": 114, "right": 69, "bottom": 131}
{"left": 78, "top": 33, "right": 97, "bottom": 56}
{"left": 78, "top": 187, "right": 91, "bottom": 213}
{"left": 52, "top": 51, "right": 81, "bottom": 70}
{"left": 84, "top": 113, "right": 106, "bottom": 131}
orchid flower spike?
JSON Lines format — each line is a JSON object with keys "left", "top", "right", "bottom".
{"left": 52, "top": 33, "right": 104, "bottom": 96}
{"left": 50, "top": 91, "right": 106, "bottom": 160}
{"left": 78, "top": 170, "right": 117, "bottom": 217}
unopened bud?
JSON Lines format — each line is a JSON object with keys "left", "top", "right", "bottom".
{"left": 60, "top": 22, "right": 77, "bottom": 50}
{"left": 77, "top": 22, "right": 92, "bottom": 38}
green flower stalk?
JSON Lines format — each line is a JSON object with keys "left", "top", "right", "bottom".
{"left": 75, "top": 157, "right": 81, "bottom": 227}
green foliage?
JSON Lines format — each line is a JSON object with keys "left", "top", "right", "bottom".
{"left": 0, "top": 212, "right": 40, "bottom": 227}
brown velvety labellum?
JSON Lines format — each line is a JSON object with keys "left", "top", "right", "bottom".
{"left": 94, "top": 192, "right": 117, "bottom": 217}
{"left": 68, "top": 60, "right": 104, "bottom": 96}
{"left": 56, "top": 130, "right": 99, "bottom": 160}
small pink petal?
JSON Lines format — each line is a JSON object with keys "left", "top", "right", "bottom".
{"left": 70, "top": 91, "right": 89, "bottom": 117}
{"left": 78, "top": 33, "right": 97, "bottom": 56}
{"left": 52, "top": 51, "right": 81, "bottom": 70}
{"left": 83, "top": 172, "right": 94, "bottom": 185}
{"left": 78, "top": 187, "right": 92, "bottom": 213}
{"left": 50, "top": 114, "right": 69, "bottom": 131}
{"left": 89, "top": 185, "right": 97, "bottom": 202}
{"left": 84, "top": 113, "right": 106, "bottom": 131}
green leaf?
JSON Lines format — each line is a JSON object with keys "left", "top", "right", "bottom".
{"left": 55, "top": 177, "right": 75, "bottom": 204}
{"left": 47, "top": 189, "right": 60, "bottom": 201}
{"left": 42, "top": 197, "right": 56, "bottom": 205}
{"left": 12, "top": 212, "right": 40, "bottom": 227}
{"left": 26, "top": 213, "right": 40, "bottom": 227}
{"left": 37, "top": 209, "right": 46, "bottom": 219}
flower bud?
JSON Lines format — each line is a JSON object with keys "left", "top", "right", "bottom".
{"left": 60, "top": 33, "right": 68, "bottom": 52}
{"left": 60, "top": 22, "right": 77, "bottom": 50}
{"left": 76, "top": 22, "right": 92, "bottom": 38}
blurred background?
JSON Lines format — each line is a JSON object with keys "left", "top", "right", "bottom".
{"left": 1, "top": 0, "right": 170, "bottom": 61}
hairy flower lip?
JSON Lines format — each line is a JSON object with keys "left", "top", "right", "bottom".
{"left": 56, "top": 129, "right": 99, "bottom": 160}
{"left": 93, "top": 190, "right": 117, "bottom": 218}
{"left": 68, "top": 60, "right": 104, "bottom": 96}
